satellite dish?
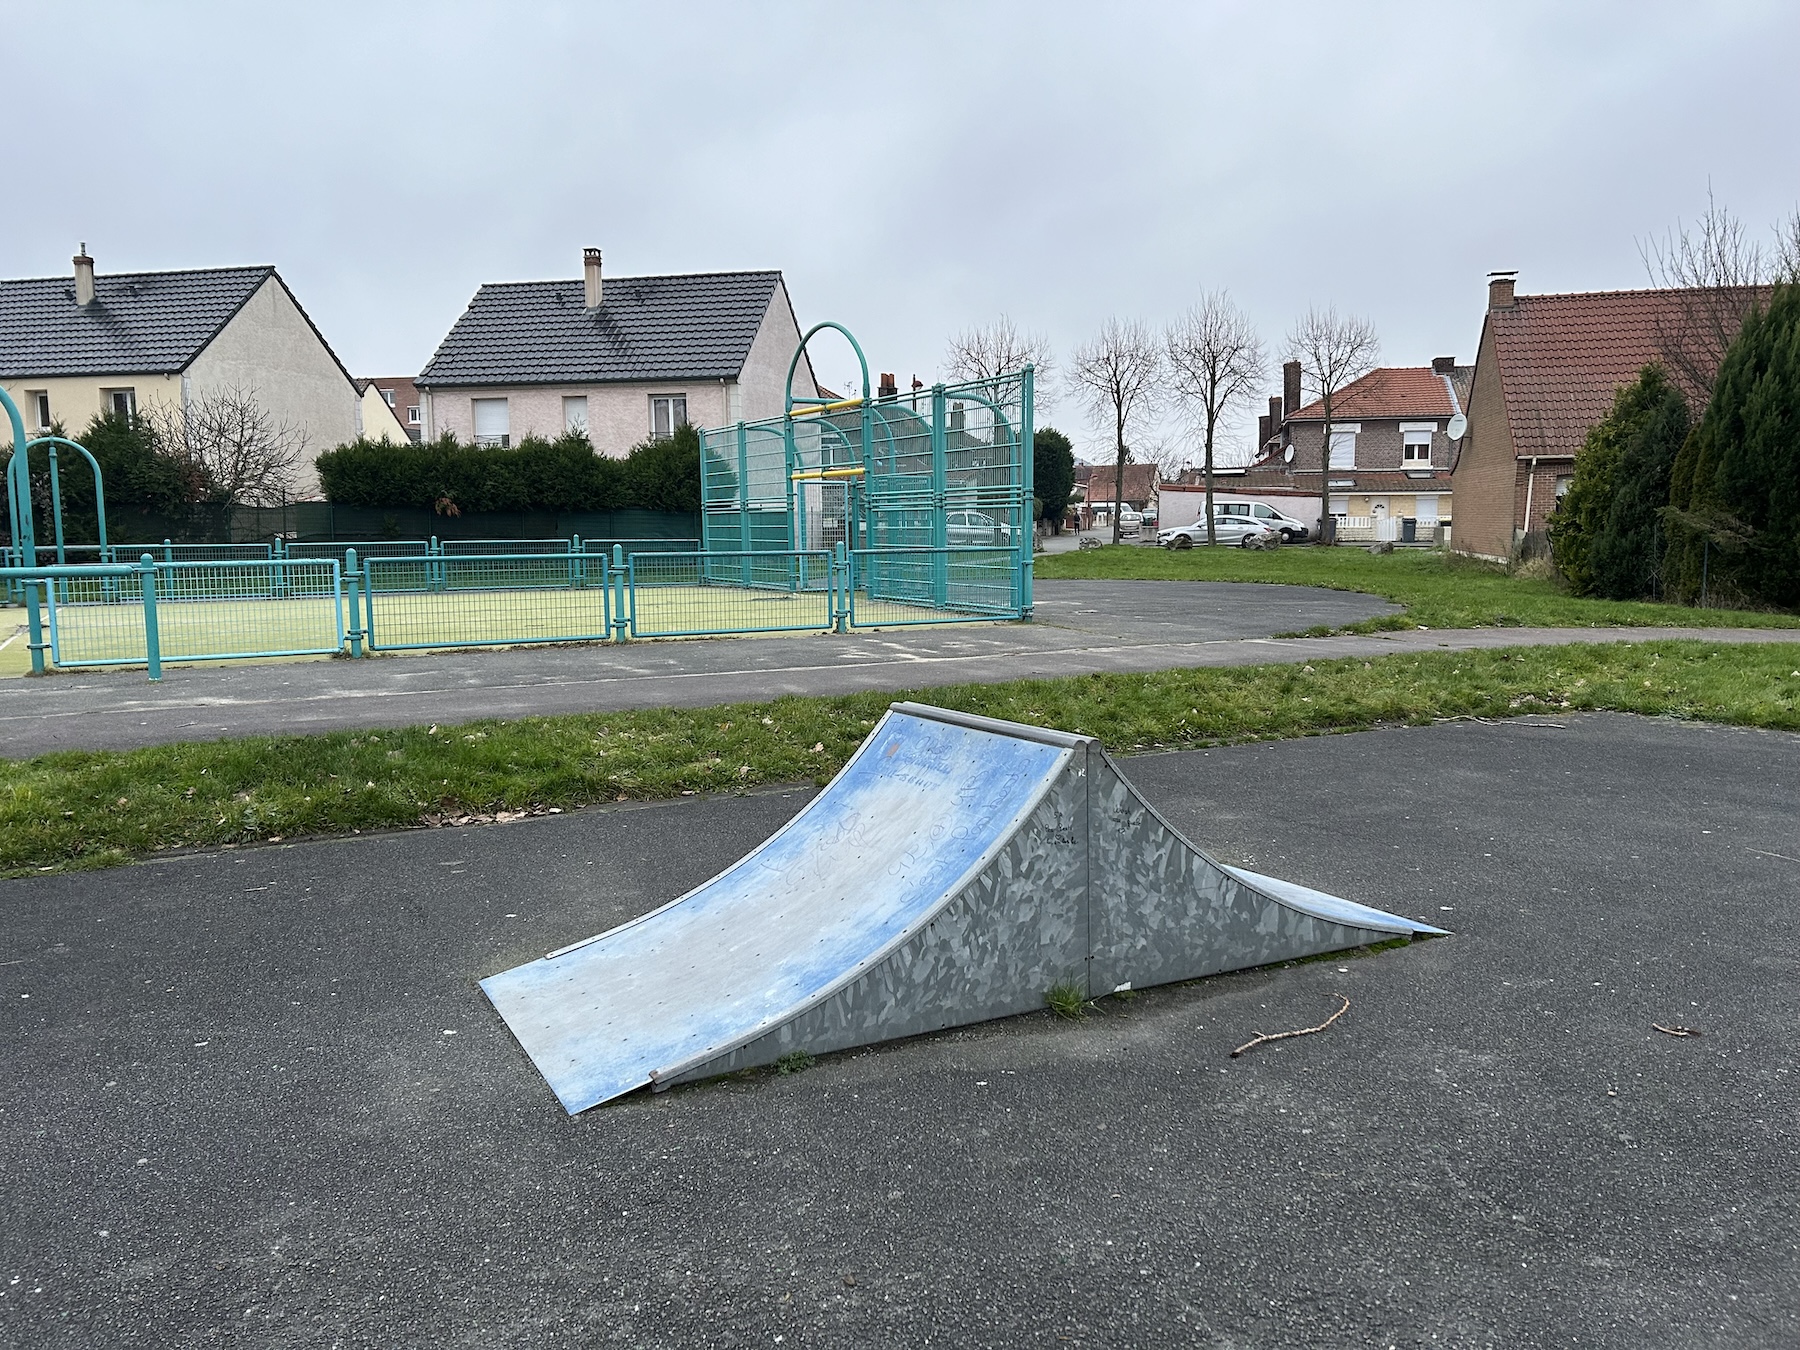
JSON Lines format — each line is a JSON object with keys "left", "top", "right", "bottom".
{"left": 1283, "top": 445, "right": 1296, "bottom": 464}
{"left": 1447, "top": 413, "right": 1468, "bottom": 440}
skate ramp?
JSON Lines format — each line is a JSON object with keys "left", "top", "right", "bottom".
{"left": 481, "top": 703, "right": 1446, "bottom": 1113}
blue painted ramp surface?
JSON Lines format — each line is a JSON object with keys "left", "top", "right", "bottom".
{"left": 481, "top": 712, "right": 1070, "bottom": 1114}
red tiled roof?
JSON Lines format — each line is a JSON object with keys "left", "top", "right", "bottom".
{"left": 1082, "top": 462, "right": 1159, "bottom": 504}
{"left": 1287, "top": 366, "right": 1458, "bottom": 421}
{"left": 1486, "top": 286, "right": 1765, "bottom": 459}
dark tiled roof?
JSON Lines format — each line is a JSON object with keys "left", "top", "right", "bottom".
{"left": 417, "top": 270, "right": 785, "bottom": 387}
{"left": 1288, "top": 366, "right": 1462, "bottom": 421}
{"left": 0, "top": 266, "right": 274, "bottom": 377}
{"left": 1488, "top": 286, "right": 1762, "bottom": 459}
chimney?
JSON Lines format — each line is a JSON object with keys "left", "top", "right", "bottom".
{"left": 1431, "top": 355, "right": 1456, "bottom": 375}
{"left": 878, "top": 372, "right": 897, "bottom": 399}
{"left": 1257, "top": 413, "right": 1271, "bottom": 454}
{"left": 1282, "top": 360, "right": 1302, "bottom": 419}
{"left": 1268, "top": 394, "right": 1283, "bottom": 429}
{"left": 1488, "top": 271, "right": 1517, "bottom": 310}
{"left": 583, "top": 247, "right": 603, "bottom": 309}
{"left": 73, "top": 243, "right": 95, "bottom": 307}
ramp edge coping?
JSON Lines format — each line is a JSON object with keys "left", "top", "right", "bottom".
{"left": 886, "top": 701, "right": 1096, "bottom": 749}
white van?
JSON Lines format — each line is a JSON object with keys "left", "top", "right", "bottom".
{"left": 1210, "top": 498, "right": 1311, "bottom": 542}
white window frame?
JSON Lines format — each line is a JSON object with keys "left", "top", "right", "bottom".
{"left": 103, "top": 388, "right": 136, "bottom": 418}
{"left": 563, "top": 395, "right": 590, "bottom": 435}
{"left": 382, "top": 388, "right": 396, "bottom": 407}
{"left": 406, "top": 405, "right": 420, "bottom": 425}
{"left": 650, "top": 394, "right": 688, "bottom": 439}
{"left": 471, "top": 397, "right": 510, "bottom": 448}
{"left": 1327, "top": 425, "right": 1359, "bottom": 469}
{"left": 30, "top": 391, "right": 50, "bottom": 430}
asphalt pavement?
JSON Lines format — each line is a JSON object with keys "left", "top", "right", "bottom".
{"left": 2, "top": 713, "right": 1796, "bottom": 1347}
{"left": 4, "top": 577, "right": 1797, "bottom": 758}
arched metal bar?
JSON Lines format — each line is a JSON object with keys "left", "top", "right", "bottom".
{"left": 24, "top": 436, "right": 109, "bottom": 562}
{"left": 785, "top": 322, "right": 871, "bottom": 418}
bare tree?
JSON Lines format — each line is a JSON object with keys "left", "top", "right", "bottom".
{"left": 1639, "top": 192, "right": 1773, "bottom": 407}
{"left": 1773, "top": 207, "right": 1800, "bottom": 285}
{"left": 1286, "top": 307, "right": 1379, "bottom": 544}
{"left": 1166, "top": 292, "right": 1265, "bottom": 544}
{"left": 944, "top": 314, "right": 1056, "bottom": 409}
{"left": 1070, "top": 318, "right": 1162, "bottom": 544}
{"left": 147, "top": 385, "right": 306, "bottom": 507}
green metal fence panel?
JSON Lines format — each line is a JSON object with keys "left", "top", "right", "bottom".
{"left": 44, "top": 560, "right": 343, "bottom": 667}
{"left": 627, "top": 550, "right": 834, "bottom": 637}
{"left": 362, "top": 553, "right": 613, "bottom": 652}
{"left": 697, "top": 367, "right": 1032, "bottom": 621}
{"left": 286, "top": 539, "right": 430, "bottom": 562}
{"left": 848, "top": 548, "right": 1022, "bottom": 627}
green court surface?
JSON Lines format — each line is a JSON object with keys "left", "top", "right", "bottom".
{"left": 2, "top": 584, "right": 991, "bottom": 676}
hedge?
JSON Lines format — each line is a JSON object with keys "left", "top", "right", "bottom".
{"left": 314, "top": 425, "right": 701, "bottom": 516}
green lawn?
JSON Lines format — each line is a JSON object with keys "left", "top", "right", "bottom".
{"left": 1034, "top": 544, "right": 1800, "bottom": 632}
{"left": 5, "top": 639, "right": 1799, "bottom": 876}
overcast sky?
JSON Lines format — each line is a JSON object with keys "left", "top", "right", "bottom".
{"left": 13, "top": 1, "right": 1799, "bottom": 461}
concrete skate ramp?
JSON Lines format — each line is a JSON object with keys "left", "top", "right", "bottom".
{"left": 481, "top": 703, "right": 1446, "bottom": 1113}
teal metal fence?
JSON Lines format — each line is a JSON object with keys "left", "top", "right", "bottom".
{"left": 44, "top": 559, "right": 343, "bottom": 668}
{"left": 849, "top": 547, "right": 1022, "bottom": 626}
{"left": 698, "top": 366, "right": 1033, "bottom": 621}
{"left": 362, "top": 552, "right": 615, "bottom": 652}
{"left": 627, "top": 549, "right": 837, "bottom": 637}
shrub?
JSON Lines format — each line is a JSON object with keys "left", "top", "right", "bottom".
{"left": 1548, "top": 365, "right": 1689, "bottom": 600}
{"left": 1034, "top": 427, "right": 1076, "bottom": 530}
{"left": 314, "top": 428, "right": 701, "bottom": 516}
{"left": 1666, "top": 284, "right": 1800, "bottom": 608}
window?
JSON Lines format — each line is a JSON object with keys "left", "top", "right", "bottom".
{"left": 31, "top": 392, "right": 50, "bottom": 430}
{"left": 1415, "top": 495, "right": 1440, "bottom": 523}
{"left": 1328, "top": 430, "right": 1356, "bottom": 469}
{"left": 382, "top": 388, "right": 396, "bottom": 407}
{"left": 406, "top": 405, "right": 420, "bottom": 425}
{"left": 563, "top": 395, "right": 589, "bottom": 435}
{"left": 103, "top": 388, "right": 136, "bottom": 418}
{"left": 651, "top": 394, "right": 688, "bottom": 438}
{"left": 1403, "top": 431, "right": 1433, "bottom": 463}
{"left": 1329, "top": 496, "right": 1349, "bottom": 516}
{"left": 472, "top": 397, "right": 510, "bottom": 447}
{"left": 1555, "top": 475, "right": 1574, "bottom": 500}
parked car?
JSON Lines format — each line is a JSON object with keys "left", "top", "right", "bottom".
{"left": 945, "top": 509, "right": 1015, "bottom": 546}
{"left": 1212, "top": 499, "right": 1311, "bottom": 542}
{"left": 1117, "top": 509, "right": 1143, "bottom": 538}
{"left": 1157, "top": 514, "right": 1278, "bottom": 549}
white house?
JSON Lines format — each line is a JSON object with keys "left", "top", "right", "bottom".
{"left": 0, "top": 247, "right": 363, "bottom": 499}
{"left": 414, "top": 249, "right": 819, "bottom": 455}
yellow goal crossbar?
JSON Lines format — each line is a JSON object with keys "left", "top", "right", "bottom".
{"left": 787, "top": 396, "right": 866, "bottom": 420}
{"left": 790, "top": 466, "right": 867, "bottom": 482}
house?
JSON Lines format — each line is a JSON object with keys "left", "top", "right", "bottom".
{"left": 0, "top": 246, "right": 361, "bottom": 499}
{"left": 1235, "top": 357, "right": 1469, "bottom": 541}
{"left": 1448, "top": 273, "right": 1761, "bottom": 562}
{"left": 361, "top": 376, "right": 423, "bottom": 442}
{"left": 1077, "top": 461, "right": 1160, "bottom": 526}
{"left": 413, "top": 249, "right": 818, "bottom": 455}
{"left": 355, "top": 378, "right": 414, "bottom": 443}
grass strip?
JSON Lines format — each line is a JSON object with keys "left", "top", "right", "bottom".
{"left": 1033, "top": 544, "right": 1800, "bottom": 632}
{"left": 4, "top": 639, "right": 1799, "bottom": 877}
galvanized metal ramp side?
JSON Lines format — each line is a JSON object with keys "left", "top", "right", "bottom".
{"left": 482, "top": 703, "right": 1448, "bottom": 1113}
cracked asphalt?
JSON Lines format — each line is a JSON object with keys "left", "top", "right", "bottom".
{"left": 2, "top": 712, "right": 1796, "bottom": 1347}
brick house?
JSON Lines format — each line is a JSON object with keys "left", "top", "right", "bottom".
{"left": 1447, "top": 273, "right": 1762, "bottom": 561}
{"left": 1075, "top": 461, "right": 1159, "bottom": 525}
{"left": 1235, "top": 357, "right": 1469, "bottom": 541}
{"left": 414, "top": 248, "right": 818, "bottom": 456}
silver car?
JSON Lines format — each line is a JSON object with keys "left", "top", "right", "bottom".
{"left": 1157, "top": 515, "right": 1278, "bottom": 549}
{"left": 945, "top": 510, "right": 1014, "bottom": 546}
